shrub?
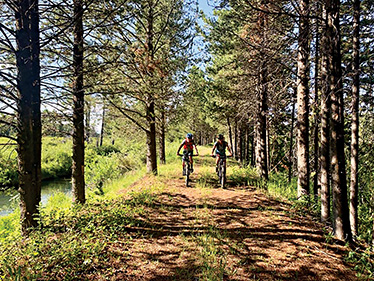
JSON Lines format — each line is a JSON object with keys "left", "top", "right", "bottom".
{"left": 0, "top": 158, "right": 18, "bottom": 189}
{"left": 42, "top": 138, "right": 72, "bottom": 180}
{"left": 92, "top": 144, "right": 121, "bottom": 156}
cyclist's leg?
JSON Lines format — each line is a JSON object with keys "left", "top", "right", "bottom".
{"left": 189, "top": 152, "right": 194, "bottom": 172}
{"left": 182, "top": 151, "right": 187, "bottom": 175}
{"left": 215, "top": 154, "right": 220, "bottom": 173}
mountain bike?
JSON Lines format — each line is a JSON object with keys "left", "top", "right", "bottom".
{"left": 178, "top": 153, "right": 196, "bottom": 187}
{"left": 213, "top": 155, "right": 232, "bottom": 188}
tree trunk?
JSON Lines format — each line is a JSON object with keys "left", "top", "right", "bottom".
{"left": 313, "top": 3, "right": 320, "bottom": 199}
{"left": 146, "top": 101, "right": 157, "bottom": 174}
{"left": 239, "top": 125, "right": 243, "bottom": 164}
{"left": 246, "top": 127, "right": 251, "bottom": 165}
{"left": 72, "top": 0, "right": 85, "bottom": 204}
{"left": 234, "top": 120, "right": 238, "bottom": 160}
{"left": 320, "top": 4, "right": 331, "bottom": 223}
{"left": 297, "top": 0, "right": 310, "bottom": 199}
{"left": 266, "top": 121, "right": 270, "bottom": 173}
{"left": 256, "top": 60, "right": 268, "bottom": 180}
{"left": 159, "top": 110, "right": 166, "bottom": 164}
{"left": 85, "top": 101, "right": 91, "bottom": 143}
{"left": 227, "top": 116, "right": 233, "bottom": 154}
{"left": 327, "top": 0, "right": 352, "bottom": 241}
{"left": 145, "top": 0, "right": 157, "bottom": 175}
{"left": 99, "top": 103, "right": 105, "bottom": 146}
{"left": 350, "top": 0, "right": 360, "bottom": 238}
{"left": 251, "top": 130, "right": 255, "bottom": 167}
{"left": 15, "top": 0, "right": 42, "bottom": 235}
{"left": 288, "top": 90, "right": 296, "bottom": 184}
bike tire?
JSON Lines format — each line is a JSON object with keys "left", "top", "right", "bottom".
{"left": 220, "top": 165, "right": 225, "bottom": 188}
{"left": 185, "top": 163, "right": 190, "bottom": 187}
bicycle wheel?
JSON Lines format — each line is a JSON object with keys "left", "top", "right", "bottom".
{"left": 185, "top": 162, "right": 190, "bottom": 187}
{"left": 220, "top": 161, "right": 226, "bottom": 188}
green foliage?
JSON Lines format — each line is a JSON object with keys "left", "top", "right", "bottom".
{"left": 267, "top": 172, "right": 297, "bottom": 201}
{"left": 0, "top": 137, "right": 73, "bottom": 187}
{"left": 228, "top": 165, "right": 263, "bottom": 188}
{"left": 85, "top": 142, "right": 143, "bottom": 193}
{"left": 0, "top": 188, "right": 155, "bottom": 279}
{"left": 197, "top": 230, "right": 228, "bottom": 280}
{"left": 40, "top": 192, "right": 72, "bottom": 218}
{"left": 0, "top": 211, "right": 21, "bottom": 244}
{"left": 346, "top": 248, "right": 374, "bottom": 279}
{"left": 0, "top": 141, "right": 18, "bottom": 188}
{"left": 0, "top": 157, "right": 18, "bottom": 188}
{"left": 42, "top": 149, "right": 72, "bottom": 180}
{"left": 92, "top": 144, "right": 120, "bottom": 156}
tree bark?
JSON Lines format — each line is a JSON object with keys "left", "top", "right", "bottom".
{"left": 256, "top": 60, "right": 268, "bottom": 180}
{"left": 85, "top": 101, "right": 91, "bottom": 143}
{"left": 227, "top": 116, "right": 233, "bottom": 155}
{"left": 72, "top": 0, "right": 85, "bottom": 204}
{"left": 288, "top": 90, "right": 296, "bottom": 184}
{"left": 239, "top": 124, "right": 243, "bottom": 164}
{"left": 320, "top": 4, "right": 331, "bottom": 223}
{"left": 350, "top": 0, "right": 360, "bottom": 238}
{"left": 159, "top": 110, "right": 166, "bottom": 164}
{"left": 313, "top": 3, "right": 320, "bottom": 199}
{"left": 146, "top": 101, "right": 157, "bottom": 174}
{"left": 246, "top": 127, "right": 251, "bottom": 165}
{"left": 327, "top": 0, "right": 352, "bottom": 241}
{"left": 234, "top": 119, "right": 238, "bottom": 160}
{"left": 99, "top": 103, "right": 105, "bottom": 147}
{"left": 144, "top": 0, "right": 158, "bottom": 175}
{"left": 297, "top": 0, "right": 310, "bottom": 199}
{"left": 15, "top": 0, "right": 42, "bottom": 235}
{"left": 251, "top": 130, "right": 255, "bottom": 167}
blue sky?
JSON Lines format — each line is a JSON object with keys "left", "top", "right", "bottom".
{"left": 198, "top": 0, "right": 214, "bottom": 16}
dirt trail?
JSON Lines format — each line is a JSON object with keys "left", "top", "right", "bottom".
{"left": 108, "top": 159, "right": 359, "bottom": 281}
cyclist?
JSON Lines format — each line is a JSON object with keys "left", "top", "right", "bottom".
{"left": 177, "top": 133, "right": 199, "bottom": 175}
{"left": 211, "top": 134, "right": 233, "bottom": 174}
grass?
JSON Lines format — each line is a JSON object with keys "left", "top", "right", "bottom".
{"left": 0, "top": 187, "right": 158, "bottom": 279}
{"left": 0, "top": 144, "right": 242, "bottom": 280}
{"left": 267, "top": 172, "right": 297, "bottom": 201}
{"left": 3, "top": 143, "right": 370, "bottom": 280}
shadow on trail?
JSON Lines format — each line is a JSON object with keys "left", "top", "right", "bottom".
{"left": 106, "top": 189, "right": 356, "bottom": 281}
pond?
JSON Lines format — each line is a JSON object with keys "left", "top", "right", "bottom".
{"left": 0, "top": 179, "right": 72, "bottom": 217}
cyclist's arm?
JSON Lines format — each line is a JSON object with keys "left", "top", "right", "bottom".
{"left": 211, "top": 144, "right": 217, "bottom": 155}
{"left": 194, "top": 144, "right": 199, "bottom": 155}
{"left": 177, "top": 142, "right": 184, "bottom": 155}
{"left": 227, "top": 144, "right": 233, "bottom": 156}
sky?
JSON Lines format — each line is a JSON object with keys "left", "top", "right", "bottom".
{"left": 193, "top": 0, "right": 217, "bottom": 69}
{"left": 198, "top": 0, "right": 214, "bottom": 16}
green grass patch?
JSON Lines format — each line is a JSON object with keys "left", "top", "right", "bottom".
{"left": 266, "top": 172, "right": 297, "bottom": 200}
{"left": 0, "top": 187, "right": 160, "bottom": 279}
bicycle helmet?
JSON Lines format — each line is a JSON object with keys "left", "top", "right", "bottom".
{"left": 186, "top": 133, "right": 193, "bottom": 139}
{"left": 218, "top": 134, "right": 224, "bottom": 140}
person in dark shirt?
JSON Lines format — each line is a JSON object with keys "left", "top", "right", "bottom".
{"left": 211, "top": 134, "right": 233, "bottom": 173}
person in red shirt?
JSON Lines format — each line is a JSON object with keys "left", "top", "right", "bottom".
{"left": 177, "top": 133, "right": 199, "bottom": 174}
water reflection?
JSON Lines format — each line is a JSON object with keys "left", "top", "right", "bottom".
{"left": 0, "top": 179, "right": 72, "bottom": 217}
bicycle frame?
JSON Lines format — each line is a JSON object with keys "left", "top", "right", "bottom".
{"left": 213, "top": 154, "right": 230, "bottom": 188}
{"left": 183, "top": 156, "right": 191, "bottom": 187}
{"left": 179, "top": 153, "right": 195, "bottom": 187}
{"left": 217, "top": 157, "right": 227, "bottom": 188}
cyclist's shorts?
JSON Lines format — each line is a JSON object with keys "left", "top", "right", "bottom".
{"left": 215, "top": 153, "right": 226, "bottom": 160}
{"left": 183, "top": 150, "right": 193, "bottom": 161}
{"left": 183, "top": 150, "right": 193, "bottom": 156}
